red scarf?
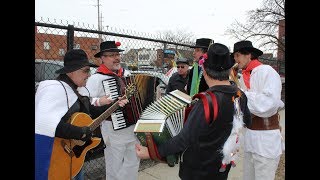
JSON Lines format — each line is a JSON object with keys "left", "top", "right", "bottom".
{"left": 96, "top": 64, "right": 123, "bottom": 77}
{"left": 242, "top": 59, "right": 262, "bottom": 89}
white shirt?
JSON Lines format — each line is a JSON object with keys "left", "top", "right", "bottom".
{"left": 79, "top": 70, "right": 137, "bottom": 144}
{"left": 35, "top": 80, "right": 77, "bottom": 137}
{"left": 239, "top": 65, "right": 284, "bottom": 158}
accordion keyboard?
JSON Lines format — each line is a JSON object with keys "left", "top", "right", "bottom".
{"left": 102, "top": 77, "right": 126, "bottom": 130}
{"left": 111, "top": 110, "right": 126, "bottom": 129}
{"left": 103, "top": 78, "right": 118, "bottom": 100}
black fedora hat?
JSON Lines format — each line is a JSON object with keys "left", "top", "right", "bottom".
{"left": 203, "top": 43, "right": 235, "bottom": 71}
{"left": 232, "top": 40, "right": 263, "bottom": 56}
{"left": 94, "top": 41, "right": 124, "bottom": 58}
{"left": 190, "top": 38, "right": 214, "bottom": 49}
{"left": 55, "top": 49, "right": 98, "bottom": 74}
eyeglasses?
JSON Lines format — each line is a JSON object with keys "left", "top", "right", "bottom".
{"left": 80, "top": 68, "right": 90, "bottom": 74}
{"left": 177, "top": 66, "right": 185, "bottom": 68}
{"left": 102, "top": 53, "right": 121, "bottom": 58}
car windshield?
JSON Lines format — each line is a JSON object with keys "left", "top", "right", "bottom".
{"left": 35, "top": 62, "right": 42, "bottom": 82}
{"left": 35, "top": 60, "right": 64, "bottom": 82}
{"left": 43, "top": 62, "right": 62, "bottom": 80}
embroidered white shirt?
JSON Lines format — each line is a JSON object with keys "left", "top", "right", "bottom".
{"left": 239, "top": 65, "right": 284, "bottom": 158}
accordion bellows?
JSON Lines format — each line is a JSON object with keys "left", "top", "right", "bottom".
{"left": 134, "top": 90, "right": 192, "bottom": 165}
{"left": 134, "top": 89, "right": 191, "bottom": 136}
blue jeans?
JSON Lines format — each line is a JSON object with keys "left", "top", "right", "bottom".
{"left": 73, "top": 168, "right": 84, "bottom": 180}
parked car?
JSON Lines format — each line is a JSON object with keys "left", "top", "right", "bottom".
{"left": 35, "top": 59, "right": 64, "bottom": 91}
{"left": 138, "top": 65, "right": 156, "bottom": 71}
{"left": 35, "top": 59, "right": 97, "bottom": 91}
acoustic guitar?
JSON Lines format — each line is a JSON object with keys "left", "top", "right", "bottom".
{"left": 48, "top": 84, "right": 136, "bottom": 180}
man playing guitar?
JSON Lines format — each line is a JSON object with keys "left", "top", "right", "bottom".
{"left": 35, "top": 49, "right": 128, "bottom": 180}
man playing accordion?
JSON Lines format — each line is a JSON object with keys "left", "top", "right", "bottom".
{"left": 82, "top": 41, "right": 140, "bottom": 180}
{"left": 136, "top": 43, "right": 252, "bottom": 180}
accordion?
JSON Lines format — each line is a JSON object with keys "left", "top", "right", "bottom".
{"left": 102, "top": 76, "right": 140, "bottom": 130}
{"left": 102, "top": 74, "right": 160, "bottom": 130}
{"left": 134, "top": 90, "right": 192, "bottom": 164}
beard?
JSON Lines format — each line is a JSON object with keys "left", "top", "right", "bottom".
{"left": 111, "top": 63, "right": 121, "bottom": 71}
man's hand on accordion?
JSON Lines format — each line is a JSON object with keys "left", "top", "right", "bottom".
{"left": 118, "top": 97, "right": 129, "bottom": 107}
{"left": 98, "top": 95, "right": 113, "bottom": 106}
{"left": 135, "top": 144, "right": 150, "bottom": 159}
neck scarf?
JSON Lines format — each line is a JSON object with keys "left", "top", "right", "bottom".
{"left": 189, "top": 62, "right": 200, "bottom": 96}
{"left": 97, "top": 64, "right": 126, "bottom": 95}
{"left": 242, "top": 59, "right": 262, "bottom": 89}
{"left": 96, "top": 64, "right": 123, "bottom": 77}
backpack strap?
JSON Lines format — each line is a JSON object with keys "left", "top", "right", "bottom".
{"left": 193, "top": 93, "right": 210, "bottom": 122}
{"left": 207, "top": 91, "right": 218, "bottom": 122}
{"left": 192, "top": 91, "right": 218, "bottom": 124}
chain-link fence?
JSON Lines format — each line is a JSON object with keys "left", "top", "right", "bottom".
{"left": 35, "top": 19, "right": 285, "bottom": 179}
{"left": 35, "top": 19, "right": 285, "bottom": 86}
{"left": 35, "top": 19, "right": 195, "bottom": 180}
{"left": 259, "top": 57, "right": 285, "bottom": 102}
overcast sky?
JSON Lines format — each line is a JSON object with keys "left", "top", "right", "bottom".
{"left": 35, "top": 0, "right": 263, "bottom": 51}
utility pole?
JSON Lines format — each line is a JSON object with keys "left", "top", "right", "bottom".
{"left": 97, "top": 0, "right": 102, "bottom": 42}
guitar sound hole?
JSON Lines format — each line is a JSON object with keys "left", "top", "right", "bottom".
{"left": 73, "top": 140, "right": 93, "bottom": 158}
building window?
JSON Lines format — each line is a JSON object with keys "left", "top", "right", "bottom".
{"left": 91, "top": 45, "right": 98, "bottom": 50}
{"left": 59, "top": 49, "right": 65, "bottom": 56}
{"left": 44, "top": 41, "right": 50, "bottom": 50}
{"left": 74, "top": 43, "right": 80, "bottom": 49}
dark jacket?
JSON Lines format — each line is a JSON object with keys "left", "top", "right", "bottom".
{"left": 158, "top": 84, "right": 251, "bottom": 180}
{"left": 166, "top": 72, "right": 189, "bottom": 94}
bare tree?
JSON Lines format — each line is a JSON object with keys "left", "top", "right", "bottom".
{"left": 156, "top": 29, "right": 195, "bottom": 63}
{"left": 226, "top": 0, "right": 285, "bottom": 56}
{"left": 157, "top": 29, "right": 195, "bottom": 45}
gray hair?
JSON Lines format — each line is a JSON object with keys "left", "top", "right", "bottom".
{"left": 203, "top": 66, "right": 230, "bottom": 81}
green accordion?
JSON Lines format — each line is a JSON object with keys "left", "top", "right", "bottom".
{"left": 134, "top": 90, "right": 192, "bottom": 166}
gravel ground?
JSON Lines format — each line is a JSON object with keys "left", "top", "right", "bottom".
{"left": 139, "top": 159, "right": 159, "bottom": 171}
{"left": 275, "top": 153, "right": 285, "bottom": 180}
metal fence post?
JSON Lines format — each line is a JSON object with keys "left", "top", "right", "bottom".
{"left": 67, "top": 25, "right": 74, "bottom": 51}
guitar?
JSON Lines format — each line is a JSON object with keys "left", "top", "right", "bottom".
{"left": 48, "top": 84, "right": 136, "bottom": 180}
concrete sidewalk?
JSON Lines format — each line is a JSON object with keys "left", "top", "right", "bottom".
{"left": 138, "top": 109, "right": 285, "bottom": 180}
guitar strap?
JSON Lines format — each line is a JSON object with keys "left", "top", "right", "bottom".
{"left": 58, "top": 79, "right": 91, "bottom": 116}
{"left": 57, "top": 80, "right": 78, "bottom": 179}
{"left": 58, "top": 80, "right": 70, "bottom": 110}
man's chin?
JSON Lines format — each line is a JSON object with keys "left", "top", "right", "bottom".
{"left": 113, "top": 64, "right": 121, "bottom": 70}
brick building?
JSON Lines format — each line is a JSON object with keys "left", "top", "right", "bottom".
{"left": 277, "top": 19, "right": 285, "bottom": 61}
{"left": 35, "top": 26, "right": 193, "bottom": 69}
{"left": 35, "top": 26, "right": 100, "bottom": 64}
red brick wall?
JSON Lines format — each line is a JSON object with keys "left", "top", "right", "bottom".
{"left": 35, "top": 26, "right": 100, "bottom": 64}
